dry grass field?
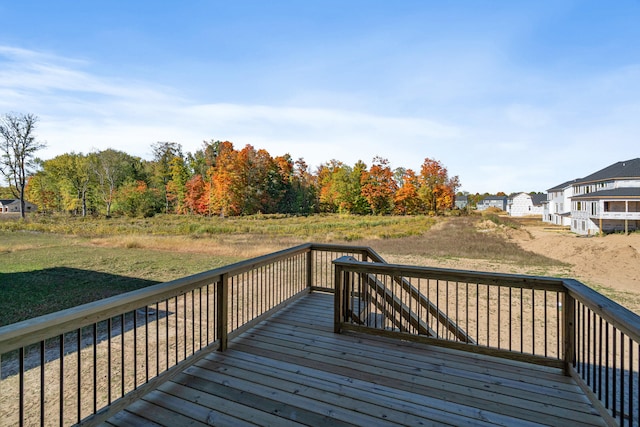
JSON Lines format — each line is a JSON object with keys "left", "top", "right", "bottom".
{"left": 2, "top": 213, "right": 639, "bottom": 425}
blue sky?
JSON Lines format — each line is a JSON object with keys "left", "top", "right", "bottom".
{"left": 1, "top": 1, "right": 638, "bottom": 194}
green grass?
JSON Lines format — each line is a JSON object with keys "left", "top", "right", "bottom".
{"left": 0, "top": 231, "right": 241, "bottom": 326}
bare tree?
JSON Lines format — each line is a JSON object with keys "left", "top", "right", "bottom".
{"left": 0, "top": 113, "right": 46, "bottom": 218}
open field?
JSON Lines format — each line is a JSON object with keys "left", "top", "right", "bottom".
{"left": 1, "top": 213, "right": 639, "bottom": 326}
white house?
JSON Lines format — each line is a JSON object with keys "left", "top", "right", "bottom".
{"left": 507, "top": 193, "right": 546, "bottom": 217}
{"left": 0, "top": 199, "right": 38, "bottom": 214}
{"left": 543, "top": 179, "right": 578, "bottom": 226}
{"left": 542, "top": 159, "right": 640, "bottom": 235}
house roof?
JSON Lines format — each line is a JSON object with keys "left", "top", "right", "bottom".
{"left": 547, "top": 179, "right": 580, "bottom": 192}
{"left": 531, "top": 193, "right": 547, "bottom": 205}
{"left": 572, "top": 188, "right": 640, "bottom": 200}
{"left": 0, "top": 199, "right": 19, "bottom": 205}
{"left": 480, "top": 196, "right": 507, "bottom": 202}
{"left": 574, "top": 158, "right": 640, "bottom": 185}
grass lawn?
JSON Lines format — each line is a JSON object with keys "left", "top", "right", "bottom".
{"left": 0, "top": 213, "right": 565, "bottom": 326}
{"left": 0, "top": 231, "right": 242, "bottom": 326}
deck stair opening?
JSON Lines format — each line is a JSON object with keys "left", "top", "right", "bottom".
{"left": 348, "top": 262, "right": 475, "bottom": 342}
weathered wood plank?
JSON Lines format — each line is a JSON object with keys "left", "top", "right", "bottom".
{"left": 200, "top": 349, "right": 536, "bottom": 427}
{"left": 104, "top": 410, "right": 165, "bottom": 427}
{"left": 232, "top": 328, "right": 602, "bottom": 425}
{"left": 158, "top": 381, "right": 291, "bottom": 427}
{"left": 103, "top": 292, "right": 606, "bottom": 427}
{"left": 243, "top": 324, "right": 586, "bottom": 403}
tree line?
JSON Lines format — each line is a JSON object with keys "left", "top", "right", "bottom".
{"left": 2, "top": 113, "right": 461, "bottom": 218}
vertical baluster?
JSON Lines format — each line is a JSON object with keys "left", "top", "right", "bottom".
{"left": 191, "top": 291, "right": 195, "bottom": 355}
{"left": 77, "top": 327, "right": 81, "bottom": 423}
{"left": 133, "top": 311, "right": 137, "bottom": 390}
{"left": 93, "top": 323, "right": 97, "bottom": 415}
{"left": 497, "top": 286, "right": 501, "bottom": 350}
{"left": 108, "top": 318, "right": 112, "bottom": 404}
{"left": 629, "top": 337, "right": 633, "bottom": 427}
{"left": 556, "top": 292, "right": 560, "bottom": 359}
{"left": 166, "top": 299, "right": 170, "bottom": 371}
{"left": 587, "top": 308, "right": 591, "bottom": 386}
{"left": 199, "top": 287, "right": 203, "bottom": 350}
{"left": 486, "top": 285, "right": 490, "bottom": 349}
{"left": 120, "top": 314, "right": 125, "bottom": 399}
{"left": 183, "top": 293, "right": 187, "bottom": 361}
{"left": 60, "top": 334, "right": 64, "bottom": 427}
{"left": 19, "top": 346, "right": 24, "bottom": 427}
{"left": 606, "top": 322, "right": 610, "bottom": 410}
{"left": 40, "top": 340, "right": 45, "bottom": 427}
{"left": 509, "top": 286, "right": 513, "bottom": 351}
{"left": 613, "top": 327, "right": 618, "bottom": 418}
{"left": 156, "top": 302, "right": 160, "bottom": 376}
{"left": 206, "top": 287, "right": 210, "bottom": 345}
{"left": 620, "top": 334, "right": 625, "bottom": 425}
{"left": 145, "top": 306, "right": 149, "bottom": 383}
{"left": 598, "top": 317, "right": 603, "bottom": 401}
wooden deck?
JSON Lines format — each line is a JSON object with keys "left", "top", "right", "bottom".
{"left": 101, "top": 292, "right": 606, "bottom": 427}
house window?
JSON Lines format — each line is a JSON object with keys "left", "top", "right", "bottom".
{"left": 577, "top": 202, "right": 582, "bottom": 211}
{"left": 604, "top": 201, "right": 609, "bottom": 212}
{"left": 591, "top": 203, "right": 596, "bottom": 215}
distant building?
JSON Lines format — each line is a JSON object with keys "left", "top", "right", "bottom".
{"left": 0, "top": 199, "right": 38, "bottom": 214}
{"left": 454, "top": 195, "right": 468, "bottom": 210}
{"left": 476, "top": 196, "right": 507, "bottom": 211}
{"left": 507, "top": 193, "right": 546, "bottom": 217}
{"left": 542, "top": 158, "right": 640, "bottom": 235}
{"left": 543, "top": 179, "right": 578, "bottom": 226}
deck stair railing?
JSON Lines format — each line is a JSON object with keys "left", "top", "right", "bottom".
{"left": 333, "top": 255, "right": 640, "bottom": 427}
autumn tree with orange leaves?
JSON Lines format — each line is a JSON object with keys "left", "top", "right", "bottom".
{"left": 394, "top": 168, "right": 421, "bottom": 215}
{"left": 361, "top": 157, "right": 398, "bottom": 215}
{"left": 23, "top": 135, "right": 462, "bottom": 217}
{"left": 418, "top": 158, "right": 460, "bottom": 215}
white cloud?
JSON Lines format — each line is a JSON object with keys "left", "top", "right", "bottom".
{"left": 3, "top": 44, "right": 640, "bottom": 194}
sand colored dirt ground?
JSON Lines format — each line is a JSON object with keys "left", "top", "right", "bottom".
{"left": 385, "top": 218, "right": 640, "bottom": 313}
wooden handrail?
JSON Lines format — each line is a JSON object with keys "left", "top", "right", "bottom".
{"left": 332, "top": 257, "right": 566, "bottom": 291}
{"left": 563, "top": 278, "right": 640, "bottom": 344}
{"left": 0, "top": 243, "right": 313, "bottom": 355}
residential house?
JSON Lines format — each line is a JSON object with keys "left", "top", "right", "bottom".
{"left": 476, "top": 196, "right": 507, "bottom": 211}
{"left": 0, "top": 199, "right": 38, "bottom": 214}
{"left": 454, "top": 195, "right": 468, "bottom": 210}
{"left": 543, "top": 179, "right": 579, "bottom": 226}
{"left": 507, "top": 192, "right": 546, "bottom": 217}
{"left": 543, "top": 159, "right": 640, "bottom": 235}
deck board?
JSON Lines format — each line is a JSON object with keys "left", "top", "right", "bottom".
{"left": 103, "top": 292, "right": 606, "bottom": 427}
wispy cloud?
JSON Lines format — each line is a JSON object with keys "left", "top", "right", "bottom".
{"left": 2, "top": 40, "right": 639, "bottom": 194}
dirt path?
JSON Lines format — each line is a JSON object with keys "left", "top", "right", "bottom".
{"left": 510, "top": 220, "right": 640, "bottom": 294}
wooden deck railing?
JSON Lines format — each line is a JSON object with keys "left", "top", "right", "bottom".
{"left": 0, "top": 244, "right": 366, "bottom": 427}
{"left": 2, "top": 243, "right": 639, "bottom": 426}
{"left": 333, "top": 256, "right": 640, "bottom": 427}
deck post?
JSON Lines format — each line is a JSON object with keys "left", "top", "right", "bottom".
{"left": 563, "top": 291, "right": 575, "bottom": 376}
{"left": 334, "top": 263, "right": 344, "bottom": 333}
{"left": 306, "top": 249, "right": 313, "bottom": 289}
{"left": 218, "top": 273, "right": 229, "bottom": 351}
